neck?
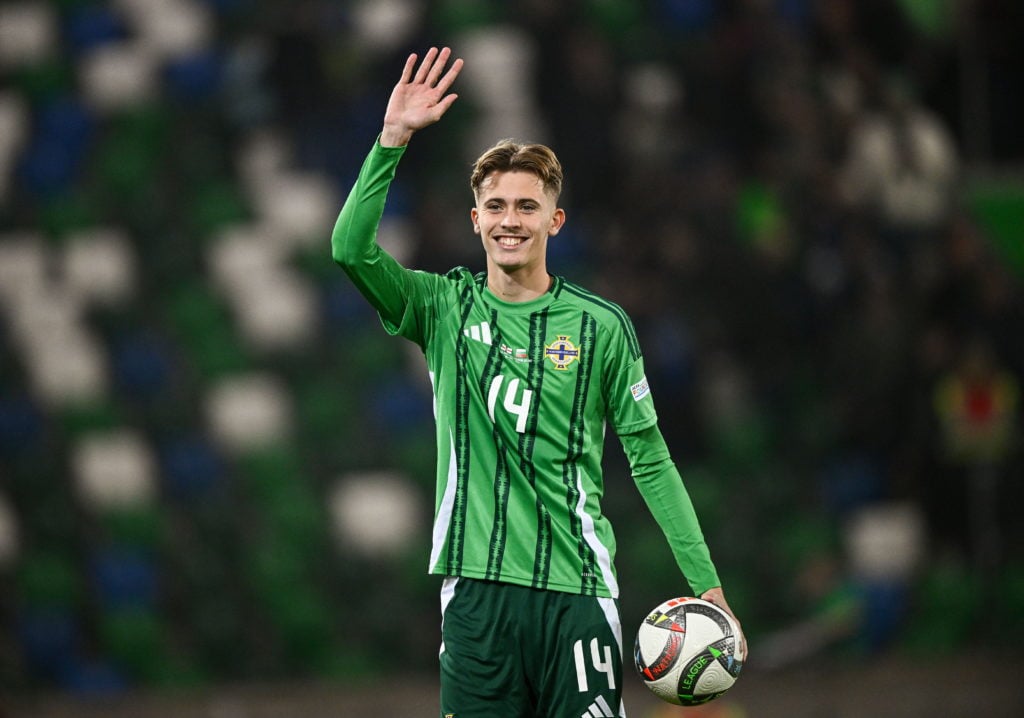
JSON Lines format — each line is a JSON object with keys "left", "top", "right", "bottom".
{"left": 487, "top": 265, "right": 551, "bottom": 303}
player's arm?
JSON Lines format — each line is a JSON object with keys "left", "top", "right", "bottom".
{"left": 331, "top": 47, "right": 463, "bottom": 325}
{"left": 331, "top": 142, "right": 413, "bottom": 326}
{"left": 621, "top": 424, "right": 745, "bottom": 653}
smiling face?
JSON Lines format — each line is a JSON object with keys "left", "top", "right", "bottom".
{"left": 471, "top": 169, "right": 565, "bottom": 280}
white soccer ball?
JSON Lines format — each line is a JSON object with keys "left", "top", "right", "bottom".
{"left": 634, "top": 597, "right": 744, "bottom": 706}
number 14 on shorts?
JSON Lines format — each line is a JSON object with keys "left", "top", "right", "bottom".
{"left": 573, "top": 638, "right": 616, "bottom": 692}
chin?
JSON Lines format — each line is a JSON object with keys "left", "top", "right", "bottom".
{"left": 494, "top": 262, "right": 525, "bottom": 273}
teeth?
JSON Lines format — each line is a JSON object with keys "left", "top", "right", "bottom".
{"left": 499, "top": 237, "right": 523, "bottom": 247}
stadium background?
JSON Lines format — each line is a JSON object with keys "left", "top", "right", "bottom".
{"left": 1, "top": 0, "right": 1022, "bottom": 715}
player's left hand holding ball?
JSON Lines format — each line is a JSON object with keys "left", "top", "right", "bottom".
{"left": 700, "top": 587, "right": 747, "bottom": 661}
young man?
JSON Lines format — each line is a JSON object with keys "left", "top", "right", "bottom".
{"left": 332, "top": 47, "right": 743, "bottom": 717}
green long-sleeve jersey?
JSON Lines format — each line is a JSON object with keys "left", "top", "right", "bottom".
{"left": 332, "top": 139, "right": 719, "bottom": 598}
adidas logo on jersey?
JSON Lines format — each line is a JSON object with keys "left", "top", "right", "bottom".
{"left": 581, "top": 695, "right": 617, "bottom": 717}
{"left": 463, "top": 321, "right": 492, "bottom": 345}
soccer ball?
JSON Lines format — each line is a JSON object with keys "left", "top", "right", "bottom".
{"left": 634, "top": 597, "right": 744, "bottom": 706}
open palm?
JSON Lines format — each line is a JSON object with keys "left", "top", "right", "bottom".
{"left": 381, "top": 47, "right": 463, "bottom": 146}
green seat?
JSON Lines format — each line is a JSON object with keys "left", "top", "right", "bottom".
{"left": 8, "top": 448, "right": 73, "bottom": 539}
{"left": 262, "top": 484, "right": 325, "bottom": 553}
{"left": 99, "top": 506, "right": 164, "bottom": 549}
{"left": 970, "top": 181, "right": 1024, "bottom": 278}
{"left": 392, "top": 432, "right": 439, "bottom": 485}
{"left": 57, "top": 400, "right": 123, "bottom": 438}
{"left": 341, "top": 328, "right": 405, "bottom": 382}
{"left": 93, "top": 106, "right": 168, "bottom": 207}
{"left": 11, "top": 59, "right": 71, "bottom": 103}
{"left": 17, "top": 550, "right": 82, "bottom": 608}
{"left": 245, "top": 535, "right": 306, "bottom": 591}
{"left": 189, "top": 594, "right": 249, "bottom": 678}
{"left": 39, "top": 190, "right": 99, "bottom": 241}
{"left": 585, "top": 0, "right": 646, "bottom": 50}
{"left": 165, "top": 282, "right": 249, "bottom": 380}
{"left": 900, "top": 562, "right": 981, "bottom": 656}
{"left": 708, "top": 411, "right": 772, "bottom": 474}
{"left": 98, "top": 607, "right": 168, "bottom": 682}
{"left": 263, "top": 582, "right": 335, "bottom": 671}
{"left": 737, "top": 181, "right": 789, "bottom": 256}
{"left": 294, "top": 375, "right": 358, "bottom": 446}
{"left": 432, "top": 0, "right": 501, "bottom": 31}
{"left": 994, "top": 562, "right": 1024, "bottom": 648}
{"left": 17, "top": 494, "right": 77, "bottom": 553}
{"left": 186, "top": 179, "right": 250, "bottom": 241}
{"left": 237, "top": 445, "right": 302, "bottom": 503}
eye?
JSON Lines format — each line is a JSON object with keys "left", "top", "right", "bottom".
{"left": 485, "top": 201, "right": 503, "bottom": 212}
{"left": 520, "top": 202, "right": 538, "bottom": 213}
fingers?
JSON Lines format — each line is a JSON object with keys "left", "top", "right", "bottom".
{"left": 425, "top": 47, "right": 453, "bottom": 85}
{"left": 436, "top": 56, "right": 464, "bottom": 94}
{"left": 399, "top": 52, "right": 418, "bottom": 83}
{"left": 408, "top": 46, "right": 461, "bottom": 89}
{"left": 412, "top": 46, "right": 439, "bottom": 84}
{"left": 433, "top": 90, "right": 460, "bottom": 117}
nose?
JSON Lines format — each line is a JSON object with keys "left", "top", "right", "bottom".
{"left": 500, "top": 208, "right": 521, "bottom": 227}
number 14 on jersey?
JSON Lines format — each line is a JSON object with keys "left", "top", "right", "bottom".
{"left": 487, "top": 374, "right": 533, "bottom": 433}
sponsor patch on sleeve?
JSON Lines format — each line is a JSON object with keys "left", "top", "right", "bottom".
{"left": 630, "top": 376, "right": 651, "bottom": 402}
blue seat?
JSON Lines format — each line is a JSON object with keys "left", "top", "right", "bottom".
{"left": 18, "top": 134, "right": 77, "bottom": 196}
{"left": 17, "top": 94, "right": 96, "bottom": 196}
{"left": 164, "top": 50, "right": 223, "bottom": 102}
{"left": 90, "top": 546, "right": 159, "bottom": 610}
{"left": 38, "top": 95, "right": 94, "bottom": 159}
{"left": 158, "top": 434, "right": 225, "bottom": 498}
{"left": 321, "top": 278, "right": 379, "bottom": 331}
{"left": 15, "top": 607, "right": 81, "bottom": 681}
{"left": 371, "top": 375, "right": 432, "bottom": 432}
{"left": 819, "top": 453, "right": 885, "bottom": 518}
{"left": 0, "top": 394, "right": 44, "bottom": 456}
{"left": 111, "top": 331, "right": 176, "bottom": 401}
{"left": 58, "top": 656, "right": 128, "bottom": 696}
{"left": 63, "top": 5, "right": 126, "bottom": 54}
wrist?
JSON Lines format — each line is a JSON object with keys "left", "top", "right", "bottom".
{"left": 380, "top": 125, "right": 413, "bottom": 147}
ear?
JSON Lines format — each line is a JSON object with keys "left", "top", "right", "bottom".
{"left": 471, "top": 207, "right": 480, "bottom": 234}
{"left": 548, "top": 208, "right": 566, "bottom": 236}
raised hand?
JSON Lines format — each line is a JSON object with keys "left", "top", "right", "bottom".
{"left": 381, "top": 47, "right": 464, "bottom": 147}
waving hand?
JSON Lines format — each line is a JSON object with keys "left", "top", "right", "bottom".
{"left": 381, "top": 47, "right": 464, "bottom": 147}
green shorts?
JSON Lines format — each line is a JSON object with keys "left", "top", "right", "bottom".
{"left": 439, "top": 576, "right": 624, "bottom": 718}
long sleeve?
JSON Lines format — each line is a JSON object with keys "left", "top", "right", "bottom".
{"left": 621, "top": 425, "right": 720, "bottom": 595}
{"left": 331, "top": 139, "right": 414, "bottom": 328}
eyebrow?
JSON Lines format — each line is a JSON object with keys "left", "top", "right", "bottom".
{"left": 483, "top": 197, "right": 541, "bottom": 204}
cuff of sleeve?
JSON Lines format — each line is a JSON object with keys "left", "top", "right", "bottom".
{"left": 375, "top": 135, "right": 410, "bottom": 155}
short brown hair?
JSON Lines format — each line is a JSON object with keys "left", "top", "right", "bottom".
{"left": 470, "top": 140, "right": 563, "bottom": 201}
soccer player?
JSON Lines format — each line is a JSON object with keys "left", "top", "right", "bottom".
{"left": 332, "top": 47, "right": 744, "bottom": 717}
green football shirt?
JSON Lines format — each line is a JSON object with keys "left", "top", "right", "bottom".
{"left": 333, "top": 140, "right": 719, "bottom": 598}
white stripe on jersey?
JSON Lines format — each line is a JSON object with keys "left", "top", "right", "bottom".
{"left": 574, "top": 466, "right": 620, "bottom": 598}
{"left": 429, "top": 427, "right": 459, "bottom": 574}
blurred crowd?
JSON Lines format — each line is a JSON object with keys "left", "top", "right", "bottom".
{"left": 1, "top": 0, "right": 1023, "bottom": 698}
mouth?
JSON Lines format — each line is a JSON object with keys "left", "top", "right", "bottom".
{"left": 496, "top": 235, "right": 528, "bottom": 248}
